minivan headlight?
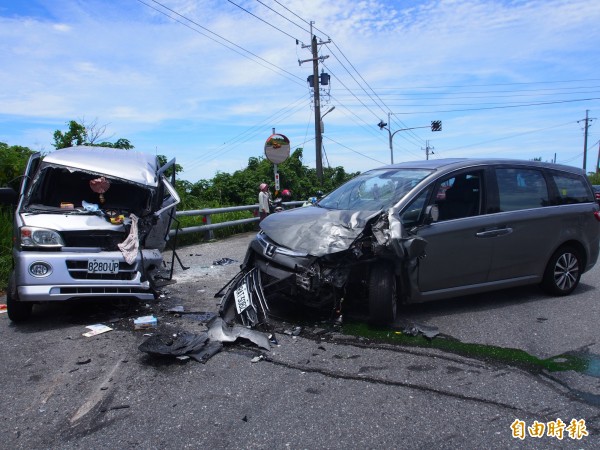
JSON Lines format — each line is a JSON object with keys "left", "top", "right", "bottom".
{"left": 20, "top": 226, "right": 65, "bottom": 248}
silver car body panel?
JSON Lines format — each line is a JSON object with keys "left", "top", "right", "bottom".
{"left": 12, "top": 146, "right": 180, "bottom": 303}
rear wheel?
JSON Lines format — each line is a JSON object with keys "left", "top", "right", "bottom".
{"left": 541, "top": 246, "right": 582, "bottom": 296}
{"left": 6, "top": 272, "right": 33, "bottom": 322}
{"left": 368, "top": 262, "right": 397, "bottom": 326}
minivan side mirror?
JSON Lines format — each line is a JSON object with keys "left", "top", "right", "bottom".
{"left": 423, "top": 204, "right": 439, "bottom": 225}
{"left": 0, "top": 187, "right": 18, "bottom": 208}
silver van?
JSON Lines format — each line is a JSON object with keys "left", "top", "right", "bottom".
{"left": 221, "top": 158, "right": 600, "bottom": 326}
{"left": 3, "top": 146, "right": 180, "bottom": 322}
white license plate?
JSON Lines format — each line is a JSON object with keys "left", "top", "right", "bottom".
{"left": 87, "top": 259, "right": 120, "bottom": 274}
{"left": 234, "top": 282, "right": 251, "bottom": 314}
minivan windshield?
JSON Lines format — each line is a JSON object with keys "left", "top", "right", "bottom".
{"left": 318, "top": 168, "right": 433, "bottom": 211}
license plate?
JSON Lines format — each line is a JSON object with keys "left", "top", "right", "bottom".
{"left": 87, "top": 259, "right": 120, "bottom": 274}
{"left": 234, "top": 282, "right": 251, "bottom": 314}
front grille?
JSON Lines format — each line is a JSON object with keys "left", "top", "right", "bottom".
{"left": 66, "top": 260, "right": 137, "bottom": 280}
{"left": 59, "top": 287, "right": 150, "bottom": 295}
{"left": 62, "top": 230, "right": 127, "bottom": 250}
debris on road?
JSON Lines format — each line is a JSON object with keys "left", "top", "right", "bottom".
{"left": 134, "top": 315, "right": 158, "bottom": 330}
{"left": 394, "top": 320, "right": 439, "bottom": 339}
{"left": 82, "top": 324, "right": 113, "bottom": 337}
{"left": 138, "top": 316, "right": 271, "bottom": 363}
{"left": 212, "top": 257, "right": 238, "bottom": 266}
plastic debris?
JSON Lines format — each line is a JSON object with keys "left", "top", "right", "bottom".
{"left": 395, "top": 320, "right": 439, "bottom": 339}
{"left": 82, "top": 324, "right": 113, "bottom": 337}
{"left": 139, "top": 332, "right": 223, "bottom": 364}
{"left": 134, "top": 315, "right": 158, "bottom": 330}
{"left": 0, "top": 304, "right": 7, "bottom": 314}
{"left": 207, "top": 316, "right": 271, "bottom": 351}
{"left": 212, "top": 257, "right": 238, "bottom": 266}
{"left": 139, "top": 317, "right": 271, "bottom": 364}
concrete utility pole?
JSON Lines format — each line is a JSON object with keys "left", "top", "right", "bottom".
{"left": 423, "top": 140, "right": 434, "bottom": 160}
{"left": 578, "top": 110, "right": 596, "bottom": 173}
{"left": 299, "top": 22, "right": 330, "bottom": 183}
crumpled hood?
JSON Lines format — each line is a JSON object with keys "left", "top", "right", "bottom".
{"left": 259, "top": 206, "right": 380, "bottom": 257}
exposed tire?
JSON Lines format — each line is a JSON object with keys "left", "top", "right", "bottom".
{"left": 6, "top": 272, "right": 33, "bottom": 322}
{"left": 368, "top": 262, "right": 397, "bottom": 326}
{"left": 541, "top": 245, "right": 582, "bottom": 296}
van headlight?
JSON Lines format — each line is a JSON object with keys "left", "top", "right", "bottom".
{"left": 20, "top": 227, "right": 65, "bottom": 248}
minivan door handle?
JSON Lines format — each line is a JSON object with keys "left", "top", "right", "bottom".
{"left": 476, "top": 227, "right": 513, "bottom": 238}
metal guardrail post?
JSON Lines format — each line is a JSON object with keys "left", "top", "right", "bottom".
{"left": 204, "top": 215, "right": 214, "bottom": 241}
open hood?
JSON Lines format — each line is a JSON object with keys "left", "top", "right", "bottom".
{"left": 259, "top": 206, "right": 380, "bottom": 257}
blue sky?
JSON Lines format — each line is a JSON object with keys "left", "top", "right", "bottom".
{"left": 1, "top": 0, "right": 599, "bottom": 183}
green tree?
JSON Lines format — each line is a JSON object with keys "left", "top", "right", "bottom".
{"left": 186, "top": 148, "right": 358, "bottom": 206}
{"left": 53, "top": 119, "right": 134, "bottom": 149}
{"left": 0, "top": 142, "right": 35, "bottom": 189}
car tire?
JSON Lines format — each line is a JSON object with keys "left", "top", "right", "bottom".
{"left": 368, "top": 262, "right": 397, "bottom": 326}
{"left": 6, "top": 272, "right": 33, "bottom": 322}
{"left": 541, "top": 245, "right": 582, "bottom": 296}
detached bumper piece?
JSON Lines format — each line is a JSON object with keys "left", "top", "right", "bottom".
{"left": 217, "top": 267, "right": 270, "bottom": 329}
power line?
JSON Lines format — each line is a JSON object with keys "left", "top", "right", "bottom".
{"left": 391, "top": 97, "right": 600, "bottom": 115}
{"left": 137, "top": 0, "right": 305, "bottom": 85}
{"left": 227, "top": 0, "right": 303, "bottom": 42}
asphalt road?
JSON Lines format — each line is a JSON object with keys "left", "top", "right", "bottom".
{"left": 1, "top": 231, "right": 599, "bottom": 449}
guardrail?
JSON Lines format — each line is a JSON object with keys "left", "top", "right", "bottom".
{"left": 169, "top": 201, "right": 305, "bottom": 240}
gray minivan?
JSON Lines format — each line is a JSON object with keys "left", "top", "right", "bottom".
{"left": 2, "top": 146, "right": 180, "bottom": 322}
{"left": 221, "top": 158, "right": 600, "bottom": 326}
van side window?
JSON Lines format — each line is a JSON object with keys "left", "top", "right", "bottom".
{"left": 551, "top": 173, "right": 593, "bottom": 204}
{"left": 496, "top": 168, "right": 548, "bottom": 211}
{"left": 435, "top": 171, "right": 482, "bottom": 221}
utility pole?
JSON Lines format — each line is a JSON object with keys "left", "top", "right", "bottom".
{"left": 596, "top": 141, "right": 600, "bottom": 174}
{"left": 423, "top": 140, "right": 434, "bottom": 160}
{"left": 578, "top": 110, "right": 596, "bottom": 173}
{"left": 299, "top": 22, "right": 330, "bottom": 183}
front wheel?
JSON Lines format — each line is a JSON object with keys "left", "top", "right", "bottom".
{"left": 6, "top": 272, "right": 33, "bottom": 322}
{"left": 368, "top": 262, "right": 397, "bottom": 326}
{"left": 541, "top": 246, "right": 582, "bottom": 296}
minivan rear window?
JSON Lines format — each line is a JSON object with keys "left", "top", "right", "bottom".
{"left": 551, "top": 173, "right": 593, "bottom": 204}
{"left": 496, "top": 168, "right": 549, "bottom": 211}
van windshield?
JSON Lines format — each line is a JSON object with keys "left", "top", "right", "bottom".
{"left": 318, "top": 168, "right": 433, "bottom": 211}
{"left": 24, "top": 165, "right": 155, "bottom": 217}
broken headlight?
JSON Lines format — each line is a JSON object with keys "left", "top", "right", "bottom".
{"left": 19, "top": 226, "right": 65, "bottom": 248}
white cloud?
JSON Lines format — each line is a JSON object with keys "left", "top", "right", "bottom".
{"left": 0, "top": 0, "right": 599, "bottom": 182}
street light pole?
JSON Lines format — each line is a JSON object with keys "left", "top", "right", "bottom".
{"left": 378, "top": 114, "right": 442, "bottom": 164}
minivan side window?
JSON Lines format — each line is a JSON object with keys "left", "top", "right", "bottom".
{"left": 551, "top": 173, "right": 592, "bottom": 204}
{"left": 496, "top": 168, "right": 548, "bottom": 212}
{"left": 435, "top": 171, "right": 483, "bottom": 221}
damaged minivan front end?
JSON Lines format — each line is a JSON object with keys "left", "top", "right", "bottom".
{"left": 4, "top": 146, "right": 180, "bottom": 322}
{"left": 219, "top": 167, "right": 433, "bottom": 327}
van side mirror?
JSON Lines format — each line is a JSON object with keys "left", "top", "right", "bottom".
{"left": 0, "top": 187, "right": 18, "bottom": 208}
{"left": 423, "top": 204, "right": 439, "bottom": 225}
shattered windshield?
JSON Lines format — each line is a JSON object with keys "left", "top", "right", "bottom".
{"left": 24, "top": 165, "right": 155, "bottom": 217}
{"left": 318, "top": 168, "right": 433, "bottom": 211}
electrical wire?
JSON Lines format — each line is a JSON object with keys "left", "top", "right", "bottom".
{"left": 137, "top": 0, "right": 305, "bottom": 86}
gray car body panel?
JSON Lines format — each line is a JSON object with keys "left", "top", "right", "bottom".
{"left": 251, "top": 158, "right": 599, "bottom": 306}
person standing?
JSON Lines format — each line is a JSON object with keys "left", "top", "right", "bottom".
{"left": 258, "top": 183, "right": 271, "bottom": 223}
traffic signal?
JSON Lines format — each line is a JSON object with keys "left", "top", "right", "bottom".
{"left": 431, "top": 120, "right": 442, "bottom": 132}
